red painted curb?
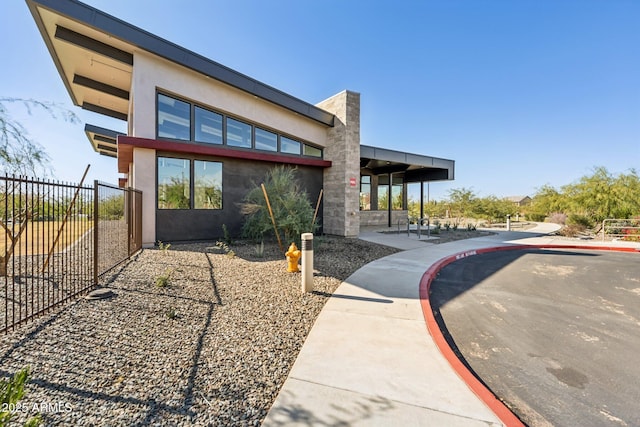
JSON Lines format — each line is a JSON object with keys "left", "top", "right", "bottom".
{"left": 419, "top": 244, "right": 640, "bottom": 427}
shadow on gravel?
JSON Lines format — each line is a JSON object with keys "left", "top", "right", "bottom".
{"left": 0, "top": 250, "right": 225, "bottom": 426}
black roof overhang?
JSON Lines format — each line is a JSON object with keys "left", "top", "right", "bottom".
{"left": 360, "top": 144, "right": 454, "bottom": 182}
{"left": 26, "top": 0, "right": 335, "bottom": 127}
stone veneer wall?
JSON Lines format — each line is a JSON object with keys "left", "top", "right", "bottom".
{"left": 316, "top": 91, "right": 361, "bottom": 237}
{"left": 360, "top": 210, "right": 410, "bottom": 227}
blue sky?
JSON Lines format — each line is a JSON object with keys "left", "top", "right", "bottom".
{"left": 2, "top": 0, "right": 638, "bottom": 200}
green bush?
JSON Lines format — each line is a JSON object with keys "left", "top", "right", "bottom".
{"left": 567, "top": 214, "right": 593, "bottom": 228}
{"left": 526, "top": 212, "right": 547, "bottom": 222}
{"left": 1, "top": 366, "right": 41, "bottom": 426}
{"left": 241, "top": 166, "right": 316, "bottom": 244}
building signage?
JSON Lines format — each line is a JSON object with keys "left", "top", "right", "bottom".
{"left": 349, "top": 177, "right": 357, "bottom": 187}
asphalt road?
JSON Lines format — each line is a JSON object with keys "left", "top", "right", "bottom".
{"left": 430, "top": 248, "right": 640, "bottom": 427}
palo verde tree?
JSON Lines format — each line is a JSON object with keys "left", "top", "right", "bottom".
{"left": 0, "top": 97, "right": 79, "bottom": 274}
{"left": 528, "top": 167, "right": 640, "bottom": 223}
{"left": 1, "top": 97, "right": 78, "bottom": 177}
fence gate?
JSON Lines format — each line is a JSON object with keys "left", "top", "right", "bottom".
{"left": 1, "top": 176, "right": 141, "bottom": 333}
{"left": 601, "top": 218, "right": 640, "bottom": 241}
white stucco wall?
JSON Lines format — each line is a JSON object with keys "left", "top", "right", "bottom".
{"left": 131, "top": 147, "right": 156, "bottom": 247}
{"left": 128, "top": 51, "right": 333, "bottom": 245}
{"left": 131, "top": 51, "right": 328, "bottom": 146}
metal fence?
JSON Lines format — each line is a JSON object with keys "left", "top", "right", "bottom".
{"left": 602, "top": 218, "right": 640, "bottom": 241}
{"left": 1, "top": 176, "right": 141, "bottom": 333}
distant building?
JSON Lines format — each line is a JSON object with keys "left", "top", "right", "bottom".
{"left": 27, "top": 0, "right": 455, "bottom": 246}
{"left": 506, "top": 196, "right": 532, "bottom": 207}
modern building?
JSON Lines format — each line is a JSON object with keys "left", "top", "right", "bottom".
{"left": 27, "top": 0, "right": 454, "bottom": 246}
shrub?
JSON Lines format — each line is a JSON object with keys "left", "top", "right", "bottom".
{"left": 1, "top": 366, "right": 42, "bottom": 426}
{"left": 155, "top": 269, "right": 173, "bottom": 287}
{"left": 567, "top": 213, "right": 593, "bottom": 228}
{"left": 526, "top": 212, "right": 547, "bottom": 222}
{"left": 241, "top": 166, "right": 316, "bottom": 244}
{"left": 547, "top": 212, "right": 567, "bottom": 225}
{"left": 558, "top": 224, "right": 587, "bottom": 237}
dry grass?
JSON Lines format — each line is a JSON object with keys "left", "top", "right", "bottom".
{"left": 0, "top": 220, "right": 93, "bottom": 255}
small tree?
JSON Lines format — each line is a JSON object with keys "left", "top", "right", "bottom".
{"left": 241, "top": 166, "right": 316, "bottom": 244}
{"left": 1, "top": 97, "right": 79, "bottom": 177}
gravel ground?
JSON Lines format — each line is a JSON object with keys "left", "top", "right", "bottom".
{"left": 0, "top": 236, "right": 398, "bottom": 426}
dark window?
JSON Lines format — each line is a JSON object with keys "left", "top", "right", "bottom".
{"left": 195, "top": 106, "right": 223, "bottom": 144}
{"left": 281, "top": 136, "right": 301, "bottom": 155}
{"left": 194, "top": 160, "right": 223, "bottom": 209}
{"left": 226, "top": 117, "right": 252, "bottom": 148}
{"left": 255, "top": 127, "right": 278, "bottom": 152}
{"left": 157, "top": 157, "right": 190, "bottom": 209}
{"left": 157, "top": 94, "right": 190, "bottom": 140}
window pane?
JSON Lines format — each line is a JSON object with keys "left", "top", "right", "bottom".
{"left": 194, "top": 160, "right": 223, "bottom": 209}
{"left": 255, "top": 128, "right": 277, "bottom": 152}
{"left": 392, "top": 176, "right": 403, "bottom": 210}
{"left": 303, "top": 144, "right": 322, "bottom": 157}
{"left": 157, "top": 94, "right": 190, "bottom": 140}
{"left": 195, "top": 106, "right": 222, "bottom": 144}
{"left": 360, "top": 176, "right": 371, "bottom": 210}
{"left": 392, "top": 183, "right": 403, "bottom": 210}
{"left": 226, "top": 117, "right": 252, "bottom": 148}
{"left": 281, "top": 136, "right": 301, "bottom": 154}
{"left": 378, "top": 185, "right": 389, "bottom": 210}
{"left": 158, "top": 157, "right": 190, "bottom": 209}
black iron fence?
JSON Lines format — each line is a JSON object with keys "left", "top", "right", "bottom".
{"left": 1, "top": 176, "right": 142, "bottom": 333}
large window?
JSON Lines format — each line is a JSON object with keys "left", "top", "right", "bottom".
{"left": 157, "top": 94, "right": 191, "bottom": 140}
{"left": 378, "top": 175, "right": 389, "bottom": 210}
{"left": 360, "top": 176, "right": 371, "bottom": 210}
{"left": 158, "top": 157, "right": 190, "bottom": 209}
{"left": 195, "top": 106, "right": 223, "bottom": 144}
{"left": 156, "top": 92, "right": 322, "bottom": 158}
{"left": 158, "top": 157, "right": 223, "bottom": 210}
{"left": 194, "top": 160, "right": 223, "bottom": 209}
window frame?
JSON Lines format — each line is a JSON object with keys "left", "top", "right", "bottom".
{"left": 157, "top": 155, "right": 224, "bottom": 210}
{"left": 155, "top": 90, "right": 323, "bottom": 159}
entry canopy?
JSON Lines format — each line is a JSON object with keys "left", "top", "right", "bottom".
{"left": 360, "top": 145, "right": 454, "bottom": 182}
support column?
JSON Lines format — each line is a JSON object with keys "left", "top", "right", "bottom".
{"left": 316, "top": 91, "right": 361, "bottom": 237}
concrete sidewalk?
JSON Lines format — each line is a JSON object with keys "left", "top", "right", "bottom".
{"left": 262, "top": 224, "right": 639, "bottom": 426}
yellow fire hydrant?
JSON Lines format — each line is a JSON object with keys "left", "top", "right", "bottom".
{"left": 285, "top": 242, "right": 301, "bottom": 273}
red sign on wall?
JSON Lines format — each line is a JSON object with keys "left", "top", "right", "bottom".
{"left": 349, "top": 177, "right": 357, "bottom": 187}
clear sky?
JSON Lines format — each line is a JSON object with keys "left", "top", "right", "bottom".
{"left": 2, "top": 0, "right": 638, "bottom": 200}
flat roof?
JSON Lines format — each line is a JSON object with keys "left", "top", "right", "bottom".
{"left": 360, "top": 144, "right": 454, "bottom": 182}
{"left": 26, "top": 0, "right": 335, "bottom": 127}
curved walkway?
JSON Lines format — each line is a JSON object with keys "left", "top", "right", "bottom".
{"left": 262, "top": 224, "right": 640, "bottom": 426}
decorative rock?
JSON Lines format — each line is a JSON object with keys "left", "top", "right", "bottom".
{"left": 0, "top": 237, "right": 398, "bottom": 426}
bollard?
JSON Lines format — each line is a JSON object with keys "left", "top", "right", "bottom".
{"left": 301, "top": 233, "right": 314, "bottom": 293}
{"left": 506, "top": 214, "right": 511, "bottom": 231}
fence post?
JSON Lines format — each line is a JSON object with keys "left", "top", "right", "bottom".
{"left": 93, "top": 180, "right": 99, "bottom": 286}
{"left": 126, "top": 188, "right": 132, "bottom": 256}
